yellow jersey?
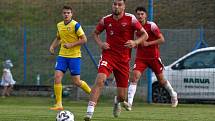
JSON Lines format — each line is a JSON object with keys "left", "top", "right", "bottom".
{"left": 57, "top": 20, "right": 85, "bottom": 58}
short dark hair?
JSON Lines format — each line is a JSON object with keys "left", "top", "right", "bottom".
{"left": 63, "top": 5, "right": 72, "bottom": 11}
{"left": 113, "top": 0, "right": 126, "bottom": 2}
{"left": 135, "top": 6, "right": 147, "bottom": 13}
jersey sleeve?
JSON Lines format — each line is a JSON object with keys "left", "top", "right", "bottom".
{"left": 131, "top": 15, "right": 143, "bottom": 31}
{"left": 56, "top": 24, "right": 60, "bottom": 39}
{"left": 56, "top": 31, "right": 60, "bottom": 38}
{"left": 150, "top": 22, "right": 161, "bottom": 37}
{"left": 96, "top": 17, "right": 105, "bottom": 32}
{"left": 75, "top": 23, "right": 85, "bottom": 37}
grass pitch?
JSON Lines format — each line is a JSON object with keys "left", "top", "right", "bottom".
{"left": 0, "top": 96, "right": 214, "bottom": 121}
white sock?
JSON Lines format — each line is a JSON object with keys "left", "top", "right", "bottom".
{"left": 164, "top": 81, "right": 175, "bottom": 97}
{"left": 127, "top": 84, "right": 137, "bottom": 105}
{"left": 87, "top": 101, "right": 96, "bottom": 113}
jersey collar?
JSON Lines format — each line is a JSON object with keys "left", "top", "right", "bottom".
{"left": 64, "top": 19, "right": 72, "bottom": 25}
{"left": 112, "top": 12, "right": 125, "bottom": 21}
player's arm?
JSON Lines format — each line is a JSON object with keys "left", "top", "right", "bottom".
{"left": 134, "top": 28, "right": 148, "bottom": 46}
{"left": 93, "top": 29, "right": 110, "bottom": 50}
{"left": 143, "top": 22, "right": 164, "bottom": 46}
{"left": 124, "top": 15, "right": 148, "bottom": 48}
{"left": 63, "top": 34, "right": 87, "bottom": 49}
{"left": 124, "top": 28, "right": 148, "bottom": 48}
{"left": 49, "top": 36, "right": 60, "bottom": 55}
{"left": 144, "top": 33, "right": 165, "bottom": 46}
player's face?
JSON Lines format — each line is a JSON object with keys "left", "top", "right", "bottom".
{"left": 62, "top": 9, "right": 72, "bottom": 21}
{"left": 112, "top": 0, "right": 125, "bottom": 15}
{"left": 136, "top": 10, "right": 147, "bottom": 23}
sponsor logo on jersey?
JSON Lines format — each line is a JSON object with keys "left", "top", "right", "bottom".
{"left": 121, "top": 22, "right": 127, "bottom": 27}
{"left": 67, "top": 27, "right": 71, "bottom": 31}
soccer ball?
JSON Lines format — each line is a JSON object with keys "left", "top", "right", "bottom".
{"left": 56, "top": 110, "right": 75, "bottom": 121}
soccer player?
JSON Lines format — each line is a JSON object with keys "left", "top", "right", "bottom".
{"left": 84, "top": 0, "right": 148, "bottom": 120}
{"left": 123, "top": 6, "right": 178, "bottom": 111}
{"left": 49, "top": 5, "right": 91, "bottom": 110}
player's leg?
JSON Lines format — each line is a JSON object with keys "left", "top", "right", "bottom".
{"left": 68, "top": 58, "right": 91, "bottom": 94}
{"left": 112, "top": 62, "right": 129, "bottom": 117}
{"left": 125, "top": 70, "right": 142, "bottom": 110}
{"left": 71, "top": 76, "right": 91, "bottom": 94}
{"left": 79, "top": 80, "right": 91, "bottom": 94}
{"left": 113, "top": 87, "right": 127, "bottom": 117}
{"left": 50, "top": 56, "right": 66, "bottom": 110}
{"left": 125, "top": 59, "right": 147, "bottom": 111}
{"left": 84, "top": 58, "right": 112, "bottom": 121}
{"left": 156, "top": 73, "right": 178, "bottom": 107}
{"left": 50, "top": 70, "right": 64, "bottom": 110}
{"left": 152, "top": 58, "right": 178, "bottom": 107}
{"left": 84, "top": 73, "right": 107, "bottom": 121}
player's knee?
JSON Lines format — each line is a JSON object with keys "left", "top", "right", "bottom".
{"left": 94, "top": 75, "right": 105, "bottom": 87}
{"left": 156, "top": 73, "right": 166, "bottom": 86}
{"left": 132, "top": 77, "right": 140, "bottom": 83}
{"left": 95, "top": 79, "right": 105, "bottom": 88}
{"left": 129, "top": 78, "right": 139, "bottom": 85}
{"left": 55, "top": 74, "right": 61, "bottom": 80}
{"left": 132, "top": 71, "right": 141, "bottom": 82}
{"left": 54, "top": 73, "right": 63, "bottom": 83}
{"left": 54, "top": 78, "right": 61, "bottom": 84}
{"left": 95, "top": 73, "right": 106, "bottom": 87}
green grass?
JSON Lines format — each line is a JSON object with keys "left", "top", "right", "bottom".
{"left": 0, "top": 96, "right": 215, "bottom": 121}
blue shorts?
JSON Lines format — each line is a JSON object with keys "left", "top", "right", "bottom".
{"left": 55, "top": 56, "right": 81, "bottom": 75}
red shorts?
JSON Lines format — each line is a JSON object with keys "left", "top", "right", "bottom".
{"left": 98, "top": 56, "right": 129, "bottom": 88}
{"left": 133, "top": 58, "right": 164, "bottom": 74}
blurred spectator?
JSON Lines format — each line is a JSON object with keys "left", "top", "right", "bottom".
{"left": 1, "top": 59, "right": 16, "bottom": 98}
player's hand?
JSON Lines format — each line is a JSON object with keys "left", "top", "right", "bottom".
{"left": 63, "top": 43, "right": 73, "bottom": 49}
{"left": 100, "top": 42, "right": 110, "bottom": 50}
{"left": 49, "top": 46, "right": 55, "bottom": 55}
{"left": 124, "top": 40, "right": 137, "bottom": 48}
{"left": 142, "top": 41, "right": 150, "bottom": 47}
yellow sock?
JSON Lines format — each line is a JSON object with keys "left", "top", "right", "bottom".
{"left": 54, "top": 83, "right": 62, "bottom": 106}
{"left": 80, "top": 80, "right": 91, "bottom": 94}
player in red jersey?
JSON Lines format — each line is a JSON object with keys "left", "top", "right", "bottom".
{"left": 123, "top": 7, "right": 178, "bottom": 111}
{"left": 84, "top": 1, "right": 148, "bottom": 120}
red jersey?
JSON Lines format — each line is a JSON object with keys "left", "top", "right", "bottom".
{"left": 136, "top": 21, "right": 162, "bottom": 59}
{"left": 96, "top": 13, "right": 143, "bottom": 62}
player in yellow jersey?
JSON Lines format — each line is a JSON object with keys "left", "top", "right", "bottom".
{"left": 49, "top": 5, "right": 91, "bottom": 111}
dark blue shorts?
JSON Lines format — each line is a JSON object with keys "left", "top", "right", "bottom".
{"left": 55, "top": 56, "right": 81, "bottom": 75}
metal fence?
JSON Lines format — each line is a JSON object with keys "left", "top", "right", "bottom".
{"left": 0, "top": 0, "right": 214, "bottom": 86}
